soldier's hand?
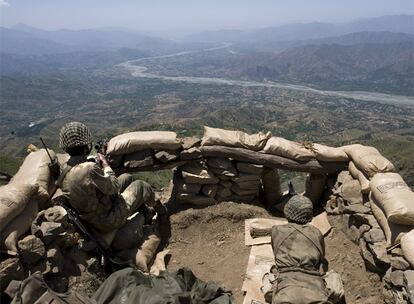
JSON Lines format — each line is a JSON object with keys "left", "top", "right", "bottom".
{"left": 97, "top": 153, "right": 109, "bottom": 168}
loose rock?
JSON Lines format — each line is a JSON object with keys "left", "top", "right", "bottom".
{"left": 44, "top": 206, "right": 68, "bottom": 223}
{"left": 404, "top": 270, "right": 414, "bottom": 304}
{"left": 236, "top": 162, "right": 263, "bottom": 175}
{"left": 363, "top": 228, "right": 386, "bottom": 244}
{"left": 18, "top": 235, "right": 46, "bottom": 265}
{"left": 155, "top": 150, "right": 179, "bottom": 163}
{"left": 202, "top": 184, "right": 218, "bottom": 198}
{"left": 181, "top": 137, "right": 201, "bottom": 150}
{"left": 124, "top": 150, "right": 154, "bottom": 168}
{"left": 40, "top": 221, "right": 65, "bottom": 245}
{"left": 180, "top": 147, "right": 202, "bottom": 160}
{"left": 390, "top": 256, "right": 410, "bottom": 271}
{"left": 342, "top": 204, "right": 371, "bottom": 214}
{"left": 0, "top": 258, "right": 25, "bottom": 292}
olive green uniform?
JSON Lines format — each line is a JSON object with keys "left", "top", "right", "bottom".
{"left": 60, "top": 156, "right": 155, "bottom": 233}
{"left": 271, "top": 223, "right": 332, "bottom": 304}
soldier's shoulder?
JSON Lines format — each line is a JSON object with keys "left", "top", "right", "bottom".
{"left": 304, "top": 223, "right": 323, "bottom": 238}
{"left": 72, "top": 161, "right": 98, "bottom": 173}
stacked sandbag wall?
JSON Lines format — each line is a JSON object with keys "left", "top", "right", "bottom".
{"left": 174, "top": 158, "right": 267, "bottom": 206}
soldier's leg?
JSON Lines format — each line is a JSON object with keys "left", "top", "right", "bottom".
{"left": 117, "top": 173, "right": 134, "bottom": 193}
{"left": 121, "top": 180, "right": 155, "bottom": 215}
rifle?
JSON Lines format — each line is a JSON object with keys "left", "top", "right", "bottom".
{"left": 55, "top": 196, "right": 131, "bottom": 270}
{"left": 94, "top": 138, "right": 108, "bottom": 155}
{"left": 55, "top": 197, "right": 110, "bottom": 268}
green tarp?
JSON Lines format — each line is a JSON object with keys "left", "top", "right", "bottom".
{"left": 93, "top": 267, "right": 235, "bottom": 304}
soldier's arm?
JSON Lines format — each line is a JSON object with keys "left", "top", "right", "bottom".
{"left": 90, "top": 155, "right": 121, "bottom": 195}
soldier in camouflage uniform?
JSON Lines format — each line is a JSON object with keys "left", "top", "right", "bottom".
{"left": 57, "top": 122, "right": 167, "bottom": 250}
{"left": 269, "top": 195, "right": 335, "bottom": 304}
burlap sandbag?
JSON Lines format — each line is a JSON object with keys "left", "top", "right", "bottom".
{"left": 134, "top": 228, "right": 161, "bottom": 272}
{"left": 369, "top": 199, "right": 411, "bottom": 246}
{"left": 56, "top": 153, "right": 70, "bottom": 166}
{"left": 201, "top": 126, "right": 271, "bottom": 151}
{"left": 348, "top": 161, "right": 370, "bottom": 194}
{"left": 261, "top": 167, "right": 282, "bottom": 208}
{"left": 0, "top": 184, "right": 38, "bottom": 233}
{"left": 370, "top": 173, "right": 414, "bottom": 225}
{"left": 311, "top": 143, "right": 349, "bottom": 162}
{"left": 304, "top": 173, "right": 327, "bottom": 205}
{"left": 263, "top": 137, "right": 315, "bottom": 160}
{"left": 401, "top": 229, "right": 414, "bottom": 268}
{"left": 106, "top": 131, "right": 181, "bottom": 156}
{"left": 117, "top": 226, "right": 161, "bottom": 272}
{"left": 2, "top": 199, "right": 39, "bottom": 254}
{"left": 343, "top": 144, "right": 395, "bottom": 177}
{"left": 10, "top": 149, "right": 56, "bottom": 202}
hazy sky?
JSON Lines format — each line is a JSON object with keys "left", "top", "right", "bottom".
{"left": 1, "top": 0, "right": 413, "bottom": 34}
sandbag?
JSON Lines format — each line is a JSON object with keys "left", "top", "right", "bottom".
{"left": 201, "top": 126, "right": 271, "bottom": 151}
{"left": 118, "top": 226, "right": 161, "bottom": 272}
{"left": 10, "top": 149, "right": 56, "bottom": 202}
{"left": 370, "top": 173, "right": 414, "bottom": 225}
{"left": 304, "top": 173, "right": 327, "bottom": 205}
{"left": 106, "top": 131, "right": 181, "bottom": 156}
{"left": 339, "top": 172, "right": 363, "bottom": 205}
{"left": 343, "top": 144, "right": 395, "bottom": 177}
{"left": 348, "top": 161, "right": 370, "bottom": 194}
{"left": 0, "top": 184, "right": 38, "bottom": 233}
{"left": 311, "top": 143, "right": 349, "bottom": 162}
{"left": 56, "top": 153, "right": 70, "bottom": 166}
{"left": 263, "top": 137, "right": 315, "bottom": 160}
{"left": 2, "top": 199, "right": 39, "bottom": 254}
{"left": 401, "top": 229, "right": 414, "bottom": 268}
{"left": 369, "top": 199, "right": 411, "bottom": 246}
{"left": 261, "top": 167, "right": 282, "bottom": 208}
{"left": 134, "top": 228, "right": 161, "bottom": 272}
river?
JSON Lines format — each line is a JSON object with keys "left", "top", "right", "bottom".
{"left": 118, "top": 45, "right": 414, "bottom": 106}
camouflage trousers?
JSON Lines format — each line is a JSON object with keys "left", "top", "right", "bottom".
{"left": 93, "top": 174, "right": 155, "bottom": 250}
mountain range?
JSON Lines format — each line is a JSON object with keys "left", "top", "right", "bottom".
{"left": 1, "top": 15, "right": 413, "bottom": 95}
{"left": 186, "top": 15, "right": 414, "bottom": 43}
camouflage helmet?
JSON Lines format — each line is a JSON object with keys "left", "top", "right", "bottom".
{"left": 284, "top": 195, "right": 313, "bottom": 224}
{"left": 59, "top": 122, "right": 92, "bottom": 151}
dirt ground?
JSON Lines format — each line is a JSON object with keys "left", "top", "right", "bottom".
{"left": 324, "top": 216, "right": 383, "bottom": 304}
{"left": 165, "top": 202, "right": 384, "bottom": 304}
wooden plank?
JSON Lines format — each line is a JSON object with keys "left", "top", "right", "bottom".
{"left": 114, "top": 160, "right": 189, "bottom": 174}
{"left": 200, "top": 145, "right": 347, "bottom": 174}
